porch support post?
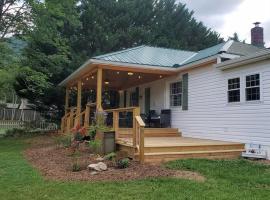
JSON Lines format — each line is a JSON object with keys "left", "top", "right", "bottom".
{"left": 65, "top": 87, "right": 69, "bottom": 115}
{"left": 96, "top": 67, "right": 103, "bottom": 112}
{"left": 84, "top": 103, "right": 90, "bottom": 128}
{"left": 76, "top": 80, "right": 82, "bottom": 125}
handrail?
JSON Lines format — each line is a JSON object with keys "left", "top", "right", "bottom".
{"left": 135, "top": 115, "right": 145, "bottom": 163}
{"left": 135, "top": 116, "right": 145, "bottom": 127}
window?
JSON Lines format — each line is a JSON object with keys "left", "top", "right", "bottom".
{"left": 228, "top": 77, "right": 240, "bottom": 103}
{"left": 170, "top": 81, "right": 182, "bottom": 107}
{"left": 246, "top": 74, "right": 260, "bottom": 101}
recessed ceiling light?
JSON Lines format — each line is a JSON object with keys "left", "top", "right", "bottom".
{"left": 117, "top": 71, "right": 120, "bottom": 74}
{"left": 159, "top": 75, "right": 163, "bottom": 78}
{"left": 128, "top": 72, "right": 134, "bottom": 76}
{"left": 138, "top": 75, "right": 141, "bottom": 79}
{"left": 91, "top": 76, "right": 94, "bottom": 79}
{"left": 86, "top": 77, "right": 89, "bottom": 81}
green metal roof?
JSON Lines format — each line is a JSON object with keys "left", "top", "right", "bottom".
{"left": 93, "top": 45, "right": 196, "bottom": 68}
{"left": 59, "top": 41, "right": 269, "bottom": 86}
{"left": 181, "top": 42, "right": 226, "bottom": 65}
{"left": 93, "top": 41, "right": 267, "bottom": 68}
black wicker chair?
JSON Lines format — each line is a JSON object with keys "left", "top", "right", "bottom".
{"left": 160, "top": 109, "right": 171, "bottom": 128}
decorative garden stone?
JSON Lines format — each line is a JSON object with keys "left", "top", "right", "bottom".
{"left": 87, "top": 162, "right": 107, "bottom": 171}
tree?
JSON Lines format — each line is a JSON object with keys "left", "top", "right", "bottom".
{"left": 17, "top": 0, "right": 223, "bottom": 121}
{"left": 0, "top": 40, "right": 21, "bottom": 111}
{"left": 229, "top": 32, "right": 246, "bottom": 43}
{"left": 13, "top": 67, "right": 52, "bottom": 107}
{"left": 0, "top": 0, "right": 31, "bottom": 39}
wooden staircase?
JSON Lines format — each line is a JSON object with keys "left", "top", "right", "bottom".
{"left": 116, "top": 128, "right": 245, "bottom": 164}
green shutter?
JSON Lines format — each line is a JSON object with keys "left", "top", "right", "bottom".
{"left": 182, "top": 73, "right": 188, "bottom": 110}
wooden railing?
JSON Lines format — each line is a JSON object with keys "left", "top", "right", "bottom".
{"left": 135, "top": 116, "right": 145, "bottom": 163}
{"left": 61, "top": 103, "right": 93, "bottom": 133}
{"left": 105, "top": 107, "right": 145, "bottom": 163}
{"left": 105, "top": 107, "right": 140, "bottom": 140}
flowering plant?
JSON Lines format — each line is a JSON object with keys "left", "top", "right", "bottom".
{"left": 72, "top": 124, "right": 86, "bottom": 141}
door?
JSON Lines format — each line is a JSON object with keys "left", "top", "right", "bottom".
{"left": 145, "top": 87, "right": 150, "bottom": 115}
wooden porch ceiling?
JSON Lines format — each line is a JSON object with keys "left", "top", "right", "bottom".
{"left": 69, "top": 67, "right": 173, "bottom": 90}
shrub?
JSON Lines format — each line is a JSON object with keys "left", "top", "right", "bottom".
{"left": 56, "top": 135, "right": 72, "bottom": 148}
{"left": 72, "top": 162, "right": 81, "bottom": 172}
{"left": 72, "top": 124, "right": 86, "bottom": 142}
{"left": 117, "top": 158, "right": 130, "bottom": 169}
{"left": 104, "top": 152, "right": 116, "bottom": 161}
{"left": 89, "top": 139, "right": 102, "bottom": 153}
{"left": 4, "top": 128, "right": 27, "bottom": 138}
{"left": 71, "top": 150, "right": 81, "bottom": 172}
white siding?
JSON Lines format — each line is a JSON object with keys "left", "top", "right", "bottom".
{"left": 166, "top": 60, "right": 270, "bottom": 148}
{"left": 121, "top": 60, "right": 270, "bottom": 158}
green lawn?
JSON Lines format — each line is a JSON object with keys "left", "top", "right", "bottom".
{"left": 0, "top": 128, "right": 7, "bottom": 135}
{"left": 0, "top": 138, "right": 269, "bottom": 200}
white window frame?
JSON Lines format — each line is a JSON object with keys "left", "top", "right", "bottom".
{"left": 227, "top": 77, "right": 240, "bottom": 103}
{"left": 169, "top": 81, "right": 182, "bottom": 107}
{"left": 245, "top": 73, "right": 261, "bottom": 102}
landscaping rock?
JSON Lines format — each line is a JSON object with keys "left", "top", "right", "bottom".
{"left": 87, "top": 162, "right": 107, "bottom": 171}
{"left": 98, "top": 162, "right": 107, "bottom": 171}
{"left": 90, "top": 171, "right": 98, "bottom": 175}
{"left": 96, "top": 157, "right": 104, "bottom": 161}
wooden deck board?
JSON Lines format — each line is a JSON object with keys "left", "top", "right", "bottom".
{"left": 117, "top": 137, "right": 241, "bottom": 147}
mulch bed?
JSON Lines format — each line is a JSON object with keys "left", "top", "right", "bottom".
{"left": 23, "top": 135, "right": 205, "bottom": 182}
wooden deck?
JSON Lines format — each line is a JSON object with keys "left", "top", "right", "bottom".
{"left": 117, "top": 133, "right": 245, "bottom": 163}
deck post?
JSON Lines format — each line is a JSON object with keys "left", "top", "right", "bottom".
{"left": 113, "top": 111, "right": 119, "bottom": 139}
{"left": 84, "top": 103, "right": 90, "bottom": 127}
{"left": 139, "top": 126, "right": 145, "bottom": 163}
{"left": 65, "top": 87, "right": 69, "bottom": 115}
{"left": 133, "top": 107, "right": 140, "bottom": 147}
{"left": 96, "top": 67, "right": 103, "bottom": 112}
{"left": 75, "top": 80, "right": 82, "bottom": 125}
{"left": 70, "top": 107, "right": 75, "bottom": 129}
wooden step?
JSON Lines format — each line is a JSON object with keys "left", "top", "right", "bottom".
{"left": 141, "top": 149, "right": 245, "bottom": 163}
{"left": 144, "top": 144, "right": 245, "bottom": 153}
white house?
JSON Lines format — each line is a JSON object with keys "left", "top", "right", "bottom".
{"left": 60, "top": 40, "right": 270, "bottom": 162}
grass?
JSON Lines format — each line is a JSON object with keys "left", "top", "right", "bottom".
{"left": 0, "top": 138, "right": 270, "bottom": 200}
{"left": 0, "top": 128, "right": 7, "bottom": 135}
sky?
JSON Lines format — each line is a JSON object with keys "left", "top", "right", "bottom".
{"left": 180, "top": 0, "right": 270, "bottom": 47}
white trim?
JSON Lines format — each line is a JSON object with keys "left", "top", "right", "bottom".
{"left": 244, "top": 72, "right": 263, "bottom": 103}
{"left": 215, "top": 50, "right": 270, "bottom": 70}
{"left": 220, "top": 40, "right": 234, "bottom": 52}
{"left": 227, "top": 77, "right": 241, "bottom": 103}
{"left": 168, "top": 80, "right": 183, "bottom": 108}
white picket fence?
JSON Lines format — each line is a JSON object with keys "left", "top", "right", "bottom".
{"left": 0, "top": 108, "right": 43, "bottom": 121}
{"left": 0, "top": 120, "right": 24, "bottom": 129}
{"left": 0, "top": 120, "right": 58, "bottom": 131}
